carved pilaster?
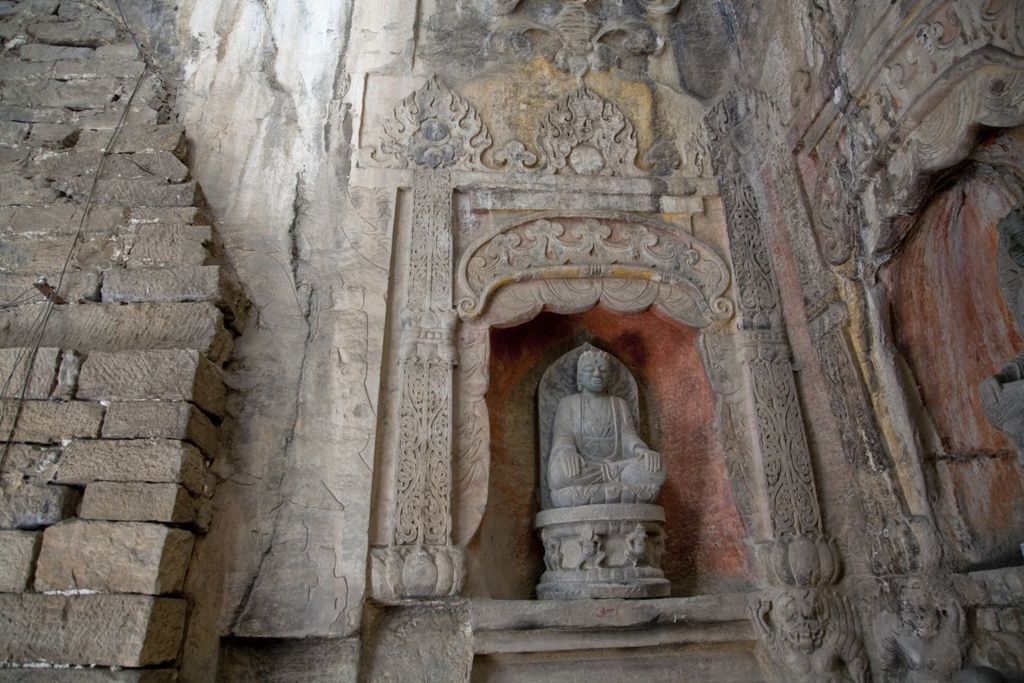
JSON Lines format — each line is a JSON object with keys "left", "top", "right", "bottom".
{"left": 736, "top": 332, "right": 822, "bottom": 539}
{"left": 808, "top": 303, "right": 921, "bottom": 576}
{"left": 384, "top": 171, "right": 463, "bottom": 599}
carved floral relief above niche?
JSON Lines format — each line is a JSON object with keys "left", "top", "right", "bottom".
{"left": 367, "top": 76, "right": 686, "bottom": 176}
{"left": 479, "top": 0, "right": 678, "bottom": 77}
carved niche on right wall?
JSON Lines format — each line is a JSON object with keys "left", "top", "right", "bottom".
{"left": 880, "top": 127, "right": 1024, "bottom": 569}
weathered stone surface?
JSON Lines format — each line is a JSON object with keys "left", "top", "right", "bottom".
{"left": 56, "top": 439, "right": 205, "bottom": 493}
{"left": 0, "top": 399, "right": 104, "bottom": 443}
{"left": 76, "top": 124, "right": 185, "bottom": 156}
{"left": 0, "top": 78, "right": 121, "bottom": 109}
{"left": 0, "top": 121, "right": 29, "bottom": 145}
{"left": 0, "top": 302, "right": 231, "bottom": 362}
{"left": 102, "top": 401, "right": 216, "bottom": 457}
{"left": 0, "top": 671, "right": 176, "bottom": 682}
{"left": 56, "top": 178, "right": 197, "bottom": 207}
{"left": 0, "top": 204, "right": 128, "bottom": 235}
{"left": 26, "top": 19, "right": 117, "bottom": 47}
{"left": 35, "top": 520, "right": 194, "bottom": 594}
{"left": 0, "top": 530, "right": 41, "bottom": 591}
{"left": 81, "top": 481, "right": 195, "bottom": 523}
{"left": 0, "top": 593, "right": 185, "bottom": 666}
{"left": 0, "top": 174, "right": 59, "bottom": 204}
{"left": 0, "top": 270, "right": 101, "bottom": 304}
{"left": 53, "top": 57, "right": 144, "bottom": 80}
{"left": 0, "top": 233, "right": 117, "bottom": 273}
{"left": 102, "top": 265, "right": 221, "bottom": 304}
{"left": 78, "top": 349, "right": 224, "bottom": 416}
{"left": 30, "top": 150, "right": 188, "bottom": 182}
{"left": 17, "top": 42, "right": 94, "bottom": 61}
{"left": 0, "top": 482, "right": 79, "bottom": 529}
{"left": 0, "top": 444, "right": 61, "bottom": 481}
{"left": 27, "top": 122, "right": 78, "bottom": 146}
{"left": 125, "top": 224, "right": 210, "bottom": 268}
{"left": 0, "top": 347, "right": 59, "bottom": 399}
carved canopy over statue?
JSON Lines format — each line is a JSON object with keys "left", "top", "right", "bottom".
{"left": 534, "top": 343, "right": 670, "bottom": 599}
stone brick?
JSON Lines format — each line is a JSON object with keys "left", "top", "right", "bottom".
{"left": 0, "top": 530, "right": 41, "bottom": 591}
{"left": 77, "top": 124, "right": 185, "bottom": 156}
{"left": 0, "top": 302, "right": 232, "bottom": 362}
{"left": 34, "top": 150, "right": 188, "bottom": 182}
{"left": 0, "top": 270, "right": 101, "bottom": 304}
{"left": 124, "top": 207, "right": 202, "bottom": 225}
{"left": 125, "top": 224, "right": 210, "bottom": 268}
{"left": 28, "top": 122, "right": 76, "bottom": 145}
{"left": 0, "top": 399, "right": 104, "bottom": 443}
{"left": 0, "top": 174, "right": 59, "bottom": 204}
{"left": 78, "top": 349, "right": 224, "bottom": 416}
{"left": 0, "top": 232, "right": 117, "bottom": 273}
{"left": 0, "top": 59, "right": 54, "bottom": 81}
{"left": 0, "top": 593, "right": 186, "bottom": 666}
{"left": 0, "top": 78, "right": 122, "bottom": 109}
{"left": 0, "top": 105, "right": 71, "bottom": 124}
{"left": 17, "top": 42, "right": 94, "bottom": 61}
{"left": 35, "top": 520, "right": 193, "bottom": 594}
{"left": 53, "top": 57, "right": 145, "bottom": 80}
{"left": 103, "top": 265, "right": 222, "bottom": 304}
{"left": 0, "top": 145, "right": 30, "bottom": 173}
{"left": 56, "top": 439, "right": 205, "bottom": 493}
{"left": 0, "top": 671, "right": 176, "bottom": 682}
{"left": 0, "top": 444, "right": 61, "bottom": 481}
{"left": 1, "top": 204, "right": 128, "bottom": 235}
{"left": 81, "top": 482, "right": 195, "bottom": 523}
{"left": 56, "top": 178, "right": 197, "bottom": 207}
{"left": 26, "top": 19, "right": 117, "bottom": 47}
{"left": 0, "top": 121, "right": 30, "bottom": 145}
{"left": 102, "top": 401, "right": 216, "bottom": 457}
{"left": 0, "top": 347, "right": 59, "bottom": 399}
{"left": 0, "top": 482, "right": 79, "bottom": 529}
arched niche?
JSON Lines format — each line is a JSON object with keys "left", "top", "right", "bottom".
{"left": 451, "top": 212, "right": 754, "bottom": 598}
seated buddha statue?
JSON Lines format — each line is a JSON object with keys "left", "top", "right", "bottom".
{"left": 547, "top": 348, "right": 665, "bottom": 507}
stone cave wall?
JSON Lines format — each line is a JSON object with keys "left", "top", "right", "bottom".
{"left": 0, "top": 0, "right": 1022, "bottom": 681}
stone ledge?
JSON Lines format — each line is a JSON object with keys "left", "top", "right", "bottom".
{"left": 0, "top": 594, "right": 186, "bottom": 667}
{"left": 469, "top": 593, "right": 753, "bottom": 655}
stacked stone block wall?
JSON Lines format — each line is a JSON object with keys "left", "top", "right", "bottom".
{"left": 0, "top": 1, "right": 241, "bottom": 678}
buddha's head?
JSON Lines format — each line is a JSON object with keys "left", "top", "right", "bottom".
{"left": 577, "top": 349, "right": 611, "bottom": 394}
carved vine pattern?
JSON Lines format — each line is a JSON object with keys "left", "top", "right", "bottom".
{"left": 747, "top": 347, "right": 822, "bottom": 537}
{"left": 456, "top": 213, "right": 733, "bottom": 326}
{"left": 393, "top": 172, "right": 456, "bottom": 549}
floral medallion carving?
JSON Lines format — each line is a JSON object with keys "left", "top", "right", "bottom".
{"left": 371, "top": 76, "right": 493, "bottom": 171}
{"left": 455, "top": 213, "right": 733, "bottom": 327}
{"left": 536, "top": 86, "right": 641, "bottom": 176}
{"left": 483, "top": 0, "right": 673, "bottom": 76}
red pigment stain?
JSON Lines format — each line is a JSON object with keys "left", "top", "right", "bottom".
{"left": 884, "top": 167, "right": 1022, "bottom": 455}
{"left": 476, "top": 306, "right": 752, "bottom": 598}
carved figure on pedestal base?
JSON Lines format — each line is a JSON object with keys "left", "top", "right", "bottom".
{"left": 535, "top": 343, "right": 670, "bottom": 599}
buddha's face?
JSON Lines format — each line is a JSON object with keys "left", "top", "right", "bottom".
{"left": 578, "top": 353, "right": 610, "bottom": 393}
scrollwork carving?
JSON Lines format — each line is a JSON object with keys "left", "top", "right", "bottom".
{"left": 485, "top": 0, "right": 667, "bottom": 77}
{"left": 536, "top": 86, "right": 641, "bottom": 176}
{"left": 388, "top": 172, "right": 461, "bottom": 597}
{"left": 370, "top": 76, "right": 493, "bottom": 171}
{"left": 455, "top": 213, "right": 733, "bottom": 327}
